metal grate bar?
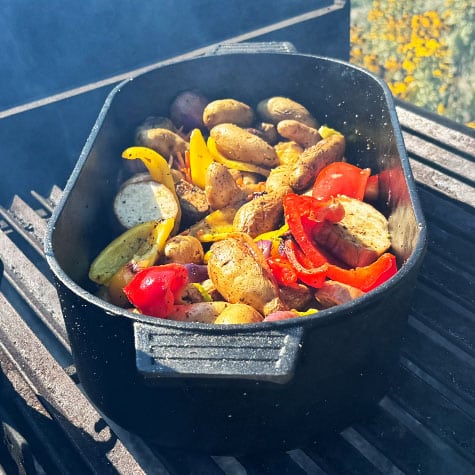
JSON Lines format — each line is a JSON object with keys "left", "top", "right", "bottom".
{"left": 0, "top": 348, "right": 91, "bottom": 474}
{"left": 0, "top": 228, "right": 70, "bottom": 351}
{"left": 0, "top": 292, "right": 148, "bottom": 474}
{"left": 396, "top": 105, "right": 475, "bottom": 157}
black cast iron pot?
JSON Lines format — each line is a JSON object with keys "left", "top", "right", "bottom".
{"left": 45, "top": 45, "right": 427, "bottom": 455}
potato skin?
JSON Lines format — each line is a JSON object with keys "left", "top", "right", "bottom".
{"left": 205, "top": 162, "right": 245, "bottom": 210}
{"left": 162, "top": 235, "right": 204, "bottom": 264}
{"left": 277, "top": 119, "right": 322, "bottom": 148}
{"left": 290, "top": 133, "right": 346, "bottom": 191}
{"left": 203, "top": 99, "right": 255, "bottom": 129}
{"left": 168, "top": 301, "right": 230, "bottom": 323}
{"left": 175, "top": 179, "right": 210, "bottom": 223}
{"left": 135, "top": 127, "right": 189, "bottom": 158}
{"left": 233, "top": 191, "right": 284, "bottom": 238}
{"left": 208, "top": 234, "right": 287, "bottom": 315}
{"left": 214, "top": 303, "right": 263, "bottom": 324}
{"left": 265, "top": 164, "right": 293, "bottom": 196}
{"left": 210, "top": 123, "right": 279, "bottom": 168}
{"left": 314, "top": 195, "right": 391, "bottom": 268}
{"left": 257, "top": 97, "right": 319, "bottom": 128}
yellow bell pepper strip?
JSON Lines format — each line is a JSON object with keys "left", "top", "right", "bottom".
{"left": 191, "top": 283, "right": 212, "bottom": 302}
{"left": 207, "top": 137, "right": 271, "bottom": 177}
{"left": 105, "top": 217, "right": 175, "bottom": 307}
{"left": 133, "top": 217, "right": 175, "bottom": 268}
{"left": 318, "top": 125, "right": 343, "bottom": 139}
{"left": 274, "top": 141, "right": 303, "bottom": 166}
{"left": 187, "top": 206, "right": 238, "bottom": 242}
{"left": 121, "top": 146, "right": 181, "bottom": 233}
{"left": 189, "top": 128, "right": 215, "bottom": 189}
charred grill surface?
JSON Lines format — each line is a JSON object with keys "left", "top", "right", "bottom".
{"left": 0, "top": 103, "right": 473, "bottom": 474}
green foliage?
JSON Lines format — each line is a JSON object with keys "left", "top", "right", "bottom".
{"left": 350, "top": 0, "right": 474, "bottom": 125}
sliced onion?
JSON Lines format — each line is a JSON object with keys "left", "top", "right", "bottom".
{"left": 256, "top": 239, "right": 272, "bottom": 258}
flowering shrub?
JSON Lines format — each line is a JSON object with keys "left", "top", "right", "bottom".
{"left": 351, "top": 0, "right": 474, "bottom": 126}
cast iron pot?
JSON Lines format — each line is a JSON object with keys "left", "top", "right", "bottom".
{"left": 45, "top": 46, "right": 427, "bottom": 455}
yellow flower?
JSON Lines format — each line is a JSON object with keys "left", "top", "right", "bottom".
{"left": 420, "top": 15, "right": 430, "bottom": 28}
{"left": 389, "top": 81, "right": 408, "bottom": 97}
{"left": 411, "top": 14, "right": 420, "bottom": 29}
{"left": 368, "top": 9, "right": 383, "bottom": 21}
{"left": 433, "top": 69, "right": 442, "bottom": 78}
{"left": 384, "top": 56, "right": 400, "bottom": 71}
{"left": 403, "top": 59, "right": 416, "bottom": 72}
{"left": 437, "top": 103, "right": 445, "bottom": 115}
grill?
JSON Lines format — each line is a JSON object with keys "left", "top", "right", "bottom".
{"left": 1, "top": 2, "right": 474, "bottom": 472}
{"left": 1, "top": 100, "right": 473, "bottom": 474}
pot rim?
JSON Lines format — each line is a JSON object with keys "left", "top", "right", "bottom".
{"left": 44, "top": 50, "right": 427, "bottom": 335}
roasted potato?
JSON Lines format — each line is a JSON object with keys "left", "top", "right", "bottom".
{"left": 169, "top": 90, "right": 209, "bottom": 132}
{"left": 210, "top": 123, "right": 279, "bottom": 168}
{"left": 214, "top": 303, "right": 263, "bottom": 324}
{"left": 290, "top": 133, "right": 346, "bottom": 191}
{"left": 277, "top": 119, "right": 322, "bottom": 148}
{"left": 257, "top": 97, "right": 319, "bottom": 128}
{"left": 233, "top": 191, "right": 284, "bottom": 238}
{"left": 207, "top": 233, "right": 287, "bottom": 315}
{"left": 314, "top": 195, "right": 391, "bottom": 268}
{"left": 135, "top": 127, "right": 189, "bottom": 159}
{"left": 174, "top": 179, "right": 210, "bottom": 223}
{"left": 203, "top": 99, "right": 255, "bottom": 129}
{"left": 265, "top": 164, "right": 293, "bottom": 197}
{"left": 205, "top": 162, "right": 246, "bottom": 210}
{"left": 247, "top": 122, "right": 279, "bottom": 145}
{"left": 168, "top": 301, "right": 231, "bottom": 323}
{"left": 162, "top": 235, "right": 204, "bottom": 264}
{"left": 113, "top": 180, "right": 179, "bottom": 229}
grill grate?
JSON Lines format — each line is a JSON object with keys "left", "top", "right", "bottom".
{"left": 0, "top": 103, "right": 474, "bottom": 474}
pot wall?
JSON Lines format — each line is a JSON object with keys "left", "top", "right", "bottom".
{"left": 47, "top": 52, "right": 426, "bottom": 454}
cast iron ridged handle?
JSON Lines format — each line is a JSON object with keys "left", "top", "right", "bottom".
{"left": 134, "top": 323, "right": 303, "bottom": 384}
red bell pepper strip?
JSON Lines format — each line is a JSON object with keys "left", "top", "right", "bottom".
{"left": 312, "top": 162, "right": 371, "bottom": 201}
{"left": 267, "top": 256, "right": 299, "bottom": 288}
{"left": 123, "top": 264, "right": 188, "bottom": 318}
{"left": 283, "top": 193, "right": 343, "bottom": 267}
{"left": 326, "top": 253, "right": 397, "bottom": 292}
{"left": 283, "top": 238, "right": 328, "bottom": 288}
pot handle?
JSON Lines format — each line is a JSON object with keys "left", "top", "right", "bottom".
{"left": 207, "top": 41, "right": 297, "bottom": 55}
{"left": 134, "top": 322, "right": 304, "bottom": 384}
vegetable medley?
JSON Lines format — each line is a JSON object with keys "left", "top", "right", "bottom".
{"left": 88, "top": 92, "right": 397, "bottom": 324}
